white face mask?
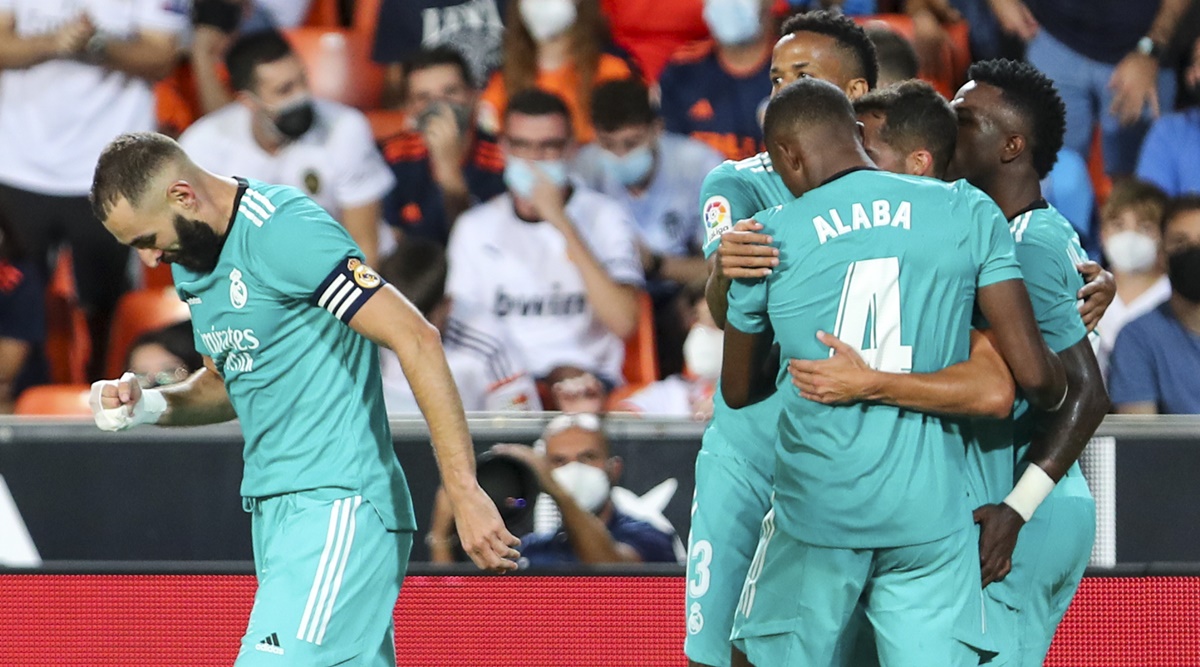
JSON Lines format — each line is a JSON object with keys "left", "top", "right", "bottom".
{"left": 683, "top": 325, "right": 724, "bottom": 381}
{"left": 520, "top": 0, "right": 577, "bottom": 42}
{"left": 1104, "top": 230, "right": 1159, "bottom": 274}
{"left": 551, "top": 461, "right": 611, "bottom": 513}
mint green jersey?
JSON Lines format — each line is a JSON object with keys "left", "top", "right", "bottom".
{"left": 965, "top": 204, "right": 1091, "bottom": 504}
{"left": 699, "top": 153, "right": 794, "bottom": 473}
{"left": 727, "top": 171, "right": 1023, "bottom": 548}
{"left": 173, "top": 178, "right": 415, "bottom": 531}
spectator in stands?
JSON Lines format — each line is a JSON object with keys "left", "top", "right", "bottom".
{"left": 573, "top": 78, "right": 722, "bottom": 376}
{"left": 0, "top": 208, "right": 47, "bottom": 414}
{"left": 179, "top": 29, "right": 395, "bottom": 266}
{"left": 372, "top": 0, "right": 505, "bottom": 108}
{"left": 0, "top": 0, "right": 186, "bottom": 380}
{"left": 447, "top": 90, "right": 645, "bottom": 408}
{"left": 380, "top": 47, "right": 506, "bottom": 245}
{"left": 377, "top": 236, "right": 541, "bottom": 414}
{"left": 616, "top": 282, "right": 719, "bottom": 419}
{"left": 599, "top": 0, "right": 708, "bottom": 81}
{"left": 1109, "top": 195, "right": 1200, "bottom": 414}
{"left": 987, "top": 0, "right": 1189, "bottom": 176}
{"left": 1095, "top": 180, "right": 1172, "bottom": 379}
{"left": 477, "top": 0, "right": 634, "bottom": 145}
{"left": 866, "top": 25, "right": 919, "bottom": 88}
{"left": 493, "top": 414, "right": 680, "bottom": 565}
{"left": 125, "top": 321, "right": 202, "bottom": 390}
{"left": 1041, "top": 148, "right": 1096, "bottom": 248}
{"left": 657, "top": 0, "right": 775, "bottom": 160}
{"left": 1135, "top": 36, "right": 1200, "bottom": 196}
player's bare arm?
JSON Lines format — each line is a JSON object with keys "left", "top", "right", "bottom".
{"left": 705, "top": 220, "right": 778, "bottom": 329}
{"left": 789, "top": 329, "right": 1016, "bottom": 419}
{"left": 90, "top": 355, "right": 236, "bottom": 429}
{"left": 348, "top": 283, "right": 521, "bottom": 573}
{"left": 976, "top": 278, "right": 1067, "bottom": 411}
{"left": 721, "top": 326, "right": 777, "bottom": 409}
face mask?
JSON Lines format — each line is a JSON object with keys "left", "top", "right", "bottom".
{"left": 550, "top": 461, "right": 611, "bottom": 513}
{"left": 601, "top": 143, "right": 655, "bottom": 187}
{"left": 683, "top": 325, "right": 724, "bottom": 380}
{"left": 1103, "top": 230, "right": 1159, "bottom": 274}
{"left": 519, "top": 0, "right": 577, "bottom": 42}
{"left": 503, "top": 157, "right": 569, "bottom": 200}
{"left": 1168, "top": 246, "right": 1200, "bottom": 302}
{"left": 272, "top": 96, "right": 315, "bottom": 140}
{"left": 416, "top": 101, "right": 473, "bottom": 134}
{"left": 164, "top": 214, "right": 225, "bottom": 273}
{"left": 703, "top": 0, "right": 762, "bottom": 47}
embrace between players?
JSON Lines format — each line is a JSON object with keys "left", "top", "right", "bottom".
{"left": 686, "top": 11, "right": 1113, "bottom": 667}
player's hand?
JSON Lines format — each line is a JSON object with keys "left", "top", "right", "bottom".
{"left": 788, "top": 331, "right": 875, "bottom": 405}
{"left": 448, "top": 482, "right": 521, "bottom": 573}
{"left": 1109, "top": 52, "right": 1160, "bottom": 126}
{"left": 89, "top": 372, "right": 145, "bottom": 432}
{"left": 974, "top": 502, "right": 1025, "bottom": 586}
{"left": 717, "top": 220, "right": 778, "bottom": 279}
{"left": 1076, "top": 261, "right": 1115, "bottom": 332}
{"left": 986, "top": 0, "right": 1038, "bottom": 41}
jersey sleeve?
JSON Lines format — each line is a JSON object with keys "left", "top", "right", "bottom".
{"left": 591, "top": 198, "right": 647, "bottom": 287}
{"left": 253, "top": 196, "right": 385, "bottom": 324}
{"left": 333, "top": 109, "right": 396, "bottom": 209}
{"left": 1014, "top": 236, "right": 1088, "bottom": 353}
{"left": 726, "top": 267, "right": 770, "bottom": 334}
{"left": 962, "top": 184, "right": 1023, "bottom": 288}
{"left": 699, "top": 162, "right": 752, "bottom": 258}
{"left": 1107, "top": 323, "right": 1160, "bottom": 406}
{"left": 135, "top": 0, "right": 189, "bottom": 35}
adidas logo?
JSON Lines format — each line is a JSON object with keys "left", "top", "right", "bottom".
{"left": 255, "top": 632, "right": 284, "bottom": 655}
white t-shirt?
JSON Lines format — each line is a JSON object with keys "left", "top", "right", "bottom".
{"left": 178, "top": 99, "right": 395, "bottom": 221}
{"left": 618, "top": 375, "right": 714, "bottom": 417}
{"left": 380, "top": 308, "right": 542, "bottom": 413}
{"left": 0, "top": 0, "right": 189, "bottom": 195}
{"left": 1095, "top": 274, "right": 1171, "bottom": 379}
{"left": 573, "top": 133, "right": 724, "bottom": 258}
{"left": 447, "top": 186, "right": 645, "bottom": 383}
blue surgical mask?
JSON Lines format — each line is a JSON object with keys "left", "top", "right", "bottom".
{"left": 601, "top": 143, "right": 655, "bottom": 187}
{"left": 504, "top": 158, "right": 570, "bottom": 199}
{"left": 703, "top": 0, "right": 762, "bottom": 46}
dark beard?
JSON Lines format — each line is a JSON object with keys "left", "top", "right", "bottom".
{"left": 162, "top": 214, "right": 224, "bottom": 273}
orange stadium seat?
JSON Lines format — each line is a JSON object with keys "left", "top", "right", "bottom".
{"left": 284, "top": 28, "right": 384, "bottom": 110}
{"left": 365, "top": 108, "right": 408, "bottom": 141}
{"left": 105, "top": 288, "right": 191, "bottom": 378}
{"left": 855, "top": 14, "right": 971, "bottom": 98}
{"left": 14, "top": 384, "right": 92, "bottom": 417}
{"left": 303, "top": 0, "right": 343, "bottom": 28}
{"left": 622, "top": 291, "right": 660, "bottom": 387}
{"left": 44, "top": 251, "right": 90, "bottom": 385}
{"left": 1088, "top": 127, "right": 1113, "bottom": 208}
{"left": 353, "top": 0, "right": 382, "bottom": 41}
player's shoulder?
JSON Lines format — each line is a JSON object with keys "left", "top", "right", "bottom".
{"left": 702, "top": 152, "right": 770, "bottom": 187}
{"left": 237, "top": 179, "right": 319, "bottom": 229}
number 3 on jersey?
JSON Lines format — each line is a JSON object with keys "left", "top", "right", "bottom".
{"left": 833, "top": 257, "right": 913, "bottom": 373}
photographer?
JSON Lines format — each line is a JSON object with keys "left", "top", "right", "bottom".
{"left": 379, "top": 46, "right": 506, "bottom": 245}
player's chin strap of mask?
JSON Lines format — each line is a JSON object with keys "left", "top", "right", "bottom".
{"left": 89, "top": 372, "right": 168, "bottom": 432}
{"left": 1001, "top": 379, "right": 1069, "bottom": 522}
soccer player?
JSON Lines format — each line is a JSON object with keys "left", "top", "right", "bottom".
{"left": 685, "top": 11, "right": 880, "bottom": 667}
{"left": 723, "top": 78, "right": 1067, "bottom": 667}
{"left": 790, "top": 62, "right": 1110, "bottom": 665}
{"left": 86, "top": 132, "right": 519, "bottom": 666}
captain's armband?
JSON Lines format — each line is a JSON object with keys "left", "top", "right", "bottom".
{"left": 311, "top": 257, "right": 386, "bottom": 323}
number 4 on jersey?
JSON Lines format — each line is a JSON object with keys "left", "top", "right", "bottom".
{"left": 833, "top": 257, "right": 913, "bottom": 373}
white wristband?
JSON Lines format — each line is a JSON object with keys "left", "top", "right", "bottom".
{"left": 1002, "top": 464, "right": 1057, "bottom": 522}
{"left": 89, "top": 373, "right": 167, "bottom": 432}
{"left": 131, "top": 387, "right": 167, "bottom": 426}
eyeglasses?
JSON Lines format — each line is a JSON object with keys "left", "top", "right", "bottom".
{"left": 134, "top": 367, "right": 191, "bottom": 389}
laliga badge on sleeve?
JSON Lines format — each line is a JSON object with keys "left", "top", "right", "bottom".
{"left": 703, "top": 195, "right": 732, "bottom": 246}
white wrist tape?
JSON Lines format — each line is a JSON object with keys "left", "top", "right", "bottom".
{"left": 1002, "top": 464, "right": 1056, "bottom": 522}
{"left": 89, "top": 373, "right": 167, "bottom": 432}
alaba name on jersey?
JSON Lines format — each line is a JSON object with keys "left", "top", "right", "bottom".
{"left": 173, "top": 178, "right": 415, "bottom": 531}
{"left": 695, "top": 152, "right": 792, "bottom": 475}
{"left": 178, "top": 100, "right": 395, "bottom": 222}
{"left": 727, "top": 171, "right": 1024, "bottom": 549}
{"left": 446, "top": 184, "right": 645, "bottom": 383}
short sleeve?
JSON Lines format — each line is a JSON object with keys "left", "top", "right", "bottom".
{"left": 1134, "top": 116, "right": 1179, "bottom": 196}
{"left": 333, "top": 110, "right": 396, "bottom": 208}
{"left": 726, "top": 275, "right": 769, "bottom": 334}
{"left": 699, "top": 163, "right": 752, "bottom": 258}
{"left": 135, "top": 0, "right": 190, "bottom": 35}
{"left": 1107, "top": 321, "right": 1160, "bottom": 406}
{"left": 446, "top": 214, "right": 484, "bottom": 306}
{"left": 962, "top": 185, "right": 1022, "bottom": 288}
{"left": 1015, "top": 238, "right": 1088, "bottom": 353}
{"left": 371, "top": 0, "right": 421, "bottom": 63}
{"left": 590, "top": 198, "right": 646, "bottom": 287}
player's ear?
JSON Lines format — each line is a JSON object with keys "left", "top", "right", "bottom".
{"left": 846, "top": 79, "right": 870, "bottom": 101}
{"left": 167, "top": 180, "right": 198, "bottom": 211}
{"left": 907, "top": 150, "right": 933, "bottom": 178}
{"left": 1001, "top": 133, "right": 1026, "bottom": 166}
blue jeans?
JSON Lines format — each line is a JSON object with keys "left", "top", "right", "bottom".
{"left": 1027, "top": 29, "right": 1177, "bottom": 176}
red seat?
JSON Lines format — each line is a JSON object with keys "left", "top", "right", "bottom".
{"left": 105, "top": 288, "right": 191, "bottom": 378}
{"left": 14, "top": 384, "right": 92, "bottom": 417}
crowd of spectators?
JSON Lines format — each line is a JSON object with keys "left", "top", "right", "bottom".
{"left": 2, "top": 0, "right": 1200, "bottom": 422}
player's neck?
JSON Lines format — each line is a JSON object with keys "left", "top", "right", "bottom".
{"left": 983, "top": 169, "right": 1042, "bottom": 220}
{"left": 205, "top": 175, "right": 242, "bottom": 237}
{"left": 1169, "top": 292, "right": 1200, "bottom": 334}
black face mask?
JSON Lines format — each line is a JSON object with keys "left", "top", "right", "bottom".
{"left": 163, "top": 215, "right": 225, "bottom": 273}
{"left": 273, "top": 97, "right": 315, "bottom": 140}
{"left": 1168, "top": 246, "right": 1200, "bottom": 302}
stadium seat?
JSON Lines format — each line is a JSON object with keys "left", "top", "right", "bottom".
{"left": 13, "top": 384, "right": 92, "bottom": 417}
{"left": 284, "top": 28, "right": 384, "bottom": 110}
{"left": 1088, "top": 127, "right": 1113, "bottom": 208}
{"left": 353, "top": 0, "right": 381, "bottom": 41}
{"left": 303, "top": 0, "right": 342, "bottom": 28}
{"left": 622, "top": 292, "right": 660, "bottom": 387}
{"left": 105, "top": 288, "right": 191, "bottom": 378}
{"left": 365, "top": 108, "right": 409, "bottom": 141}
{"left": 43, "top": 251, "right": 90, "bottom": 385}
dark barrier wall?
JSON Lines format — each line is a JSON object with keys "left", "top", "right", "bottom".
{"left": 0, "top": 416, "right": 1197, "bottom": 563}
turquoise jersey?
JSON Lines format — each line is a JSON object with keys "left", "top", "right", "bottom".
{"left": 699, "top": 152, "right": 794, "bottom": 474}
{"left": 727, "top": 171, "right": 1023, "bottom": 548}
{"left": 966, "top": 204, "right": 1091, "bottom": 504}
{"left": 173, "top": 178, "right": 416, "bottom": 531}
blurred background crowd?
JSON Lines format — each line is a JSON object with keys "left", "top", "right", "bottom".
{"left": 3, "top": 0, "right": 1200, "bottom": 421}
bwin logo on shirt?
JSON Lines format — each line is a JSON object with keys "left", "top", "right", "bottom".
{"left": 230, "top": 268, "right": 248, "bottom": 309}
{"left": 493, "top": 289, "right": 587, "bottom": 317}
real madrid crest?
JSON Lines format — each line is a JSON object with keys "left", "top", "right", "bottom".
{"left": 229, "top": 268, "right": 248, "bottom": 309}
{"left": 353, "top": 263, "right": 381, "bottom": 289}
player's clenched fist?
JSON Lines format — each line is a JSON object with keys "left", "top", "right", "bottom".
{"left": 89, "top": 372, "right": 167, "bottom": 431}
{"left": 450, "top": 484, "right": 522, "bottom": 573}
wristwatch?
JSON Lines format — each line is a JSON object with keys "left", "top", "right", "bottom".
{"left": 1136, "top": 36, "right": 1162, "bottom": 60}
{"left": 84, "top": 32, "right": 109, "bottom": 64}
